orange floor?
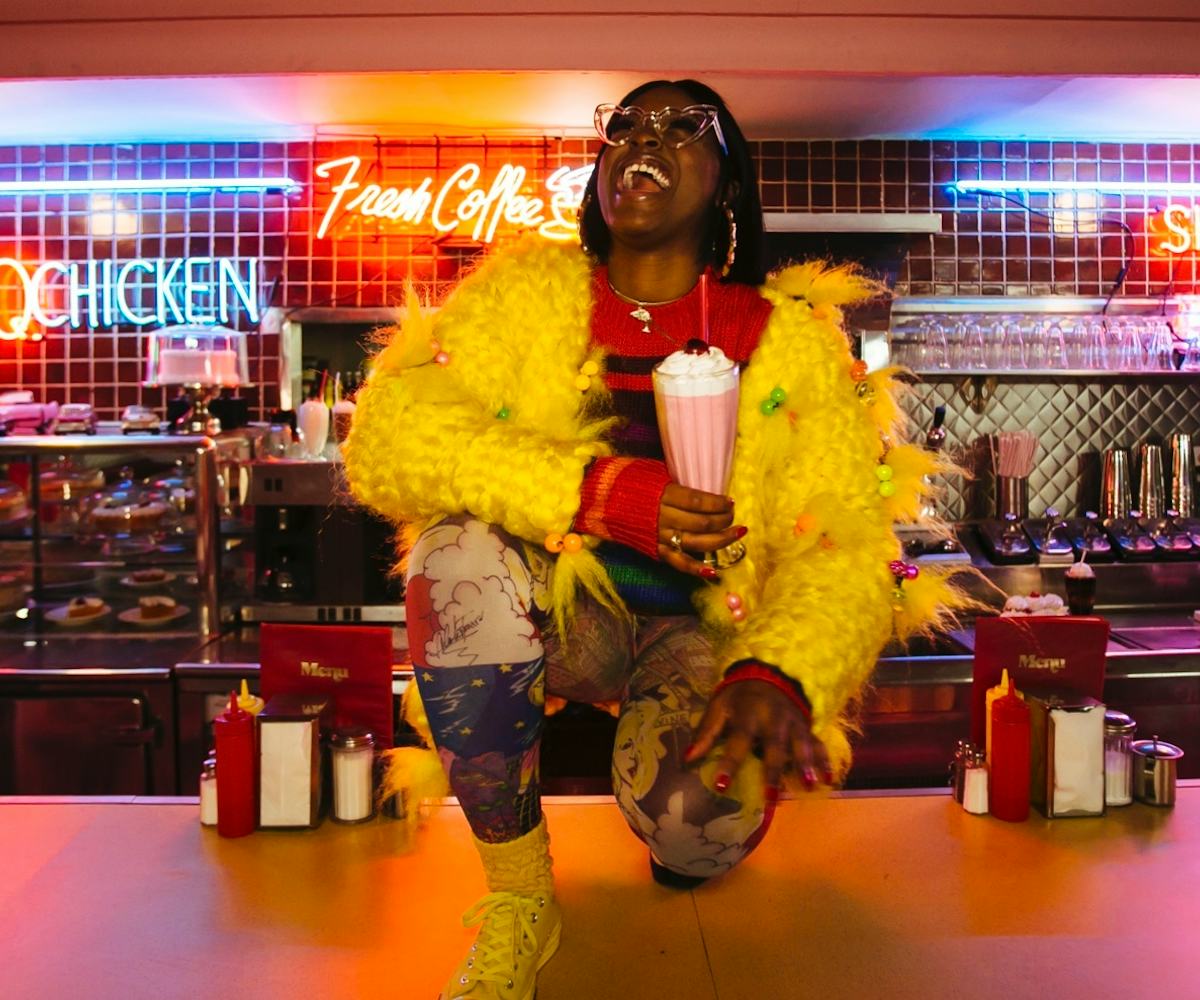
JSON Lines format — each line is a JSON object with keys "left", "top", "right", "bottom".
{"left": 2, "top": 787, "right": 1198, "bottom": 999}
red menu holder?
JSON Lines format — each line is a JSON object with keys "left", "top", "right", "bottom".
{"left": 971, "top": 615, "right": 1109, "bottom": 747}
{"left": 259, "top": 623, "right": 395, "bottom": 748}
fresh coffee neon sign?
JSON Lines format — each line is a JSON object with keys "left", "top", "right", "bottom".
{"left": 0, "top": 256, "right": 260, "bottom": 340}
{"left": 1150, "top": 203, "right": 1200, "bottom": 255}
{"left": 314, "top": 156, "right": 590, "bottom": 243}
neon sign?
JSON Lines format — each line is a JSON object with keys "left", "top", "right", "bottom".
{"left": 314, "top": 156, "right": 590, "bottom": 243}
{"left": 954, "top": 180, "right": 1200, "bottom": 197}
{"left": 0, "top": 256, "right": 260, "bottom": 340}
{"left": 0, "top": 177, "right": 299, "bottom": 196}
{"left": 1149, "top": 203, "right": 1200, "bottom": 256}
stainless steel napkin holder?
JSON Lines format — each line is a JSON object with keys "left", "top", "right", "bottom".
{"left": 1028, "top": 689, "right": 1106, "bottom": 818}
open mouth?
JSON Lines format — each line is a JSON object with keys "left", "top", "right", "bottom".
{"left": 620, "top": 159, "right": 671, "bottom": 193}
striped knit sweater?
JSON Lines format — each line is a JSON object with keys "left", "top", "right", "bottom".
{"left": 574, "top": 267, "right": 773, "bottom": 613}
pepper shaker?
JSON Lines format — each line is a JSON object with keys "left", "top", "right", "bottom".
{"left": 950, "top": 739, "right": 972, "bottom": 804}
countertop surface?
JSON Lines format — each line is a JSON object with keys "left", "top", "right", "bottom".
{"left": 2, "top": 787, "right": 1198, "bottom": 999}
{"left": 0, "top": 634, "right": 208, "bottom": 675}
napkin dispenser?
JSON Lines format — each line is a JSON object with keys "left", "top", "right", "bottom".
{"left": 1027, "top": 690, "right": 1106, "bottom": 818}
{"left": 258, "top": 693, "right": 331, "bottom": 828}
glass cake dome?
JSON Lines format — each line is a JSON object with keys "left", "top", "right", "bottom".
{"left": 144, "top": 325, "right": 249, "bottom": 388}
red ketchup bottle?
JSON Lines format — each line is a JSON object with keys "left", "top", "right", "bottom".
{"left": 214, "top": 691, "right": 256, "bottom": 837}
{"left": 989, "top": 676, "right": 1031, "bottom": 822}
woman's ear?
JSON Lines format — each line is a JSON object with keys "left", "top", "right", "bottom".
{"left": 720, "top": 179, "right": 741, "bottom": 208}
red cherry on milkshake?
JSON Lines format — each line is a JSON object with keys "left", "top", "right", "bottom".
{"left": 684, "top": 338, "right": 710, "bottom": 355}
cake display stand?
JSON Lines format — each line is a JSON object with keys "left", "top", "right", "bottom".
{"left": 175, "top": 384, "right": 222, "bottom": 436}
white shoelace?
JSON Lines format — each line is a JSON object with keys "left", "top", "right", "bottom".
{"left": 457, "top": 891, "right": 541, "bottom": 990}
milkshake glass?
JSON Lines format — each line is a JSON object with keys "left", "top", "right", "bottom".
{"left": 1065, "top": 559, "right": 1096, "bottom": 615}
{"left": 653, "top": 340, "right": 744, "bottom": 566}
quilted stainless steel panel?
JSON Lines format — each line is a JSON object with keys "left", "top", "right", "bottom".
{"left": 901, "top": 378, "right": 1200, "bottom": 520}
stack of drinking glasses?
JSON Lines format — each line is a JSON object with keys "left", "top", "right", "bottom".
{"left": 893, "top": 314, "right": 1185, "bottom": 373}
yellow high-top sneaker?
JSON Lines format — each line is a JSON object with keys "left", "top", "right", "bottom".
{"left": 440, "top": 817, "right": 562, "bottom": 1000}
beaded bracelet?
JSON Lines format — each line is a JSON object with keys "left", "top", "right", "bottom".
{"left": 714, "top": 660, "right": 812, "bottom": 722}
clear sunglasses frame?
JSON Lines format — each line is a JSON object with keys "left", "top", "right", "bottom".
{"left": 594, "top": 103, "right": 728, "bottom": 154}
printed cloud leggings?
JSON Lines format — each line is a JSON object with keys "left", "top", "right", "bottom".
{"left": 405, "top": 516, "right": 772, "bottom": 878}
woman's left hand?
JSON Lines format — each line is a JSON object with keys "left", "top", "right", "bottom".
{"left": 684, "top": 679, "right": 829, "bottom": 800}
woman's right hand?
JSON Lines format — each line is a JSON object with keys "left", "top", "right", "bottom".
{"left": 657, "top": 483, "right": 745, "bottom": 579}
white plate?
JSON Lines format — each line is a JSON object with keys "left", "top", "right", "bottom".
{"left": 45, "top": 602, "right": 111, "bottom": 626}
{"left": 117, "top": 604, "right": 189, "bottom": 628}
{"left": 119, "top": 571, "right": 177, "bottom": 589}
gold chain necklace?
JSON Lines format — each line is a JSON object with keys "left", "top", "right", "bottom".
{"left": 606, "top": 280, "right": 686, "bottom": 336}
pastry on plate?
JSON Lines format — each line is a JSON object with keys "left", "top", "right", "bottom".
{"left": 138, "top": 595, "right": 177, "bottom": 620}
{"left": 90, "top": 499, "right": 167, "bottom": 534}
{"left": 130, "top": 567, "right": 170, "bottom": 585}
{"left": 66, "top": 596, "right": 105, "bottom": 619}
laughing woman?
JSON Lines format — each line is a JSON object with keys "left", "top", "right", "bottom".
{"left": 345, "top": 79, "right": 966, "bottom": 1000}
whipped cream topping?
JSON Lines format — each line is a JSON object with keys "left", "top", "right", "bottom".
{"left": 654, "top": 345, "right": 739, "bottom": 398}
{"left": 656, "top": 344, "right": 736, "bottom": 377}
{"left": 1002, "top": 592, "right": 1067, "bottom": 615}
{"left": 1066, "top": 560, "right": 1095, "bottom": 579}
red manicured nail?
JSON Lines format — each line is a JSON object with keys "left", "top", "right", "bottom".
{"left": 802, "top": 767, "right": 817, "bottom": 790}
{"left": 715, "top": 772, "right": 732, "bottom": 794}
{"left": 700, "top": 566, "right": 719, "bottom": 581}
{"left": 683, "top": 743, "right": 697, "bottom": 762}
{"left": 765, "top": 785, "right": 780, "bottom": 805}
{"left": 734, "top": 525, "right": 749, "bottom": 539}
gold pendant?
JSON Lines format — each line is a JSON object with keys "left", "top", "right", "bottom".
{"left": 630, "top": 306, "right": 652, "bottom": 333}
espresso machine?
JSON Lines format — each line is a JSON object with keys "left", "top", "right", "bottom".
{"left": 240, "top": 461, "right": 404, "bottom": 624}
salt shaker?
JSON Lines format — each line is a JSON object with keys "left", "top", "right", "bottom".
{"left": 331, "top": 729, "right": 376, "bottom": 823}
{"left": 199, "top": 754, "right": 218, "bottom": 827}
{"left": 963, "top": 749, "right": 989, "bottom": 815}
{"left": 950, "top": 739, "right": 973, "bottom": 804}
{"left": 1104, "top": 710, "right": 1137, "bottom": 807}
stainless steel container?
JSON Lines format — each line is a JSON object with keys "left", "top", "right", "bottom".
{"left": 1169, "top": 432, "right": 1194, "bottom": 517}
{"left": 1131, "top": 737, "right": 1183, "bottom": 807}
{"left": 1100, "top": 448, "right": 1132, "bottom": 520}
{"left": 1137, "top": 443, "right": 1166, "bottom": 519}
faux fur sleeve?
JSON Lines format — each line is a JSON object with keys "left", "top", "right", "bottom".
{"left": 695, "top": 268, "right": 970, "bottom": 777}
{"left": 344, "top": 239, "right": 613, "bottom": 544}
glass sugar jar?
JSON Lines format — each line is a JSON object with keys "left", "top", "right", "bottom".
{"left": 1104, "top": 710, "right": 1137, "bottom": 807}
{"left": 330, "top": 729, "right": 376, "bottom": 823}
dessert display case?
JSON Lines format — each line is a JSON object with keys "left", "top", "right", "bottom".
{"left": 0, "top": 437, "right": 223, "bottom": 796}
{"left": 0, "top": 435, "right": 221, "bottom": 640}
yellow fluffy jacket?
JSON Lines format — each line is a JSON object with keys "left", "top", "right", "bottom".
{"left": 345, "top": 236, "right": 970, "bottom": 777}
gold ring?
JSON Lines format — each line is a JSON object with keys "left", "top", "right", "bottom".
{"left": 669, "top": 531, "right": 683, "bottom": 551}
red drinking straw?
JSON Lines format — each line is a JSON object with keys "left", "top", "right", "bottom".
{"left": 700, "top": 271, "right": 710, "bottom": 345}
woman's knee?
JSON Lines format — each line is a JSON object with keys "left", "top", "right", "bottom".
{"left": 611, "top": 699, "right": 770, "bottom": 877}
{"left": 618, "top": 762, "right": 770, "bottom": 878}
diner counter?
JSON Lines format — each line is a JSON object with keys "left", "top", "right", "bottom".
{"left": 2, "top": 786, "right": 1198, "bottom": 999}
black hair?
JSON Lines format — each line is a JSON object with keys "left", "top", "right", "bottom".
{"left": 578, "top": 79, "right": 765, "bottom": 287}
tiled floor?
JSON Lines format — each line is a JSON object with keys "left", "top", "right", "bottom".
{"left": 2, "top": 788, "right": 1198, "bottom": 999}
